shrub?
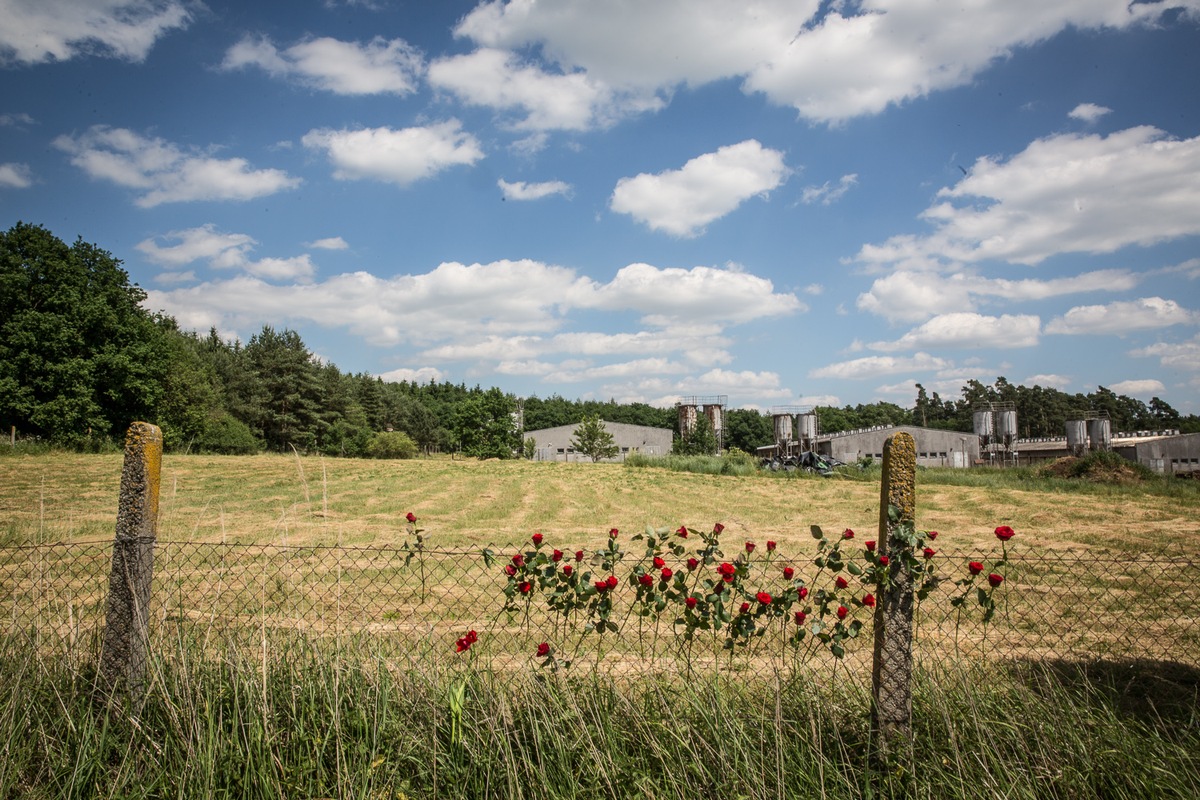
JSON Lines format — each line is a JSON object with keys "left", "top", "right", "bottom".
{"left": 367, "top": 431, "right": 418, "bottom": 459}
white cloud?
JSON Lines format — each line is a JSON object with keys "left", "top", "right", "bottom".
{"left": 809, "top": 352, "right": 951, "bottom": 380}
{"left": 377, "top": 367, "right": 446, "bottom": 384}
{"left": 1107, "top": 379, "right": 1165, "bottom": 396}
{"left": 0, "top": 112, "right": 35, "bottom": 127}
{"left": 1045, "top": 297, "right": 1199, "bottom": 335}
{"left": 856, "top": 268, "right": 1138, "bottom": 324}
{"left": 695, "top": 368, "right": 783, "bottom": 392}
{"left": 306, "top": 236, "right": 349, "bottom": 251}
{"left": 800, "top": 174, "right": 857, "bottom": 205}
{"left": 429, "top": 48, "right": 659, "bottom": 131}
{"left": 221, "top": 35, "right": 423, "bottom": 95}
{"left": 136, "top": 225, "right": 257, "bottom": 267}
{"left": 859, "top": 126, "right": 1200, "bottom": 269}
{"left": 869, "top": 313, "right": 1040, "bottom": 352}
{"left": 0, "top": 0, "right": 190, "bottom": 65}
{"left": 1023, "top": 373, "right": 1073, "bottom": 390}
{"left": 1068, "top": 102, "right": 1112, "bottom": 123}
{"left": 498, "top": 178, "right": 572, "bottom": 200}
{"left": 545, "top": 358, "right": 689, "bottom": 383}
{"left": 0, "top": 162, "right": 33, "bottom": 188}
{"left": 54, "top": 126, "right": 299, "bottom": 207}
{"left": 302, "top": 121, "right": 484, "bottom": 186}
{"left": 610, "top": 140, "right": 789, "bottom": 237}
{"left": 244, "top": 255, "right": 315, "bottom": 282}
{"left": 1130, "top": 336, "right": 1200, "bottom": 372}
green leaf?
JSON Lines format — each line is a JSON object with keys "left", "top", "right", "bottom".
{"left": 847, "top": 562, "right": 863, "bottom": 576}
{"left": 481, "top": 548, "right": 496, "bottom": 568}
{"left": 811, "top": 525, "right": 825, "bottom": 540}
{"left": 831, "top": 643, "right": 845, "bottom": 659}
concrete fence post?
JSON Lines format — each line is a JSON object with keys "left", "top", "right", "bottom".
{"left": 100, "top": 421, "right": 162, "bottom": 697}
{"left": 870, "top": 431, "right": 916, "bottom": 754}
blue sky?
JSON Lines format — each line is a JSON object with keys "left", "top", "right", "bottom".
{"left": 3, "top": 0, "right": 1199, "bottom": 414}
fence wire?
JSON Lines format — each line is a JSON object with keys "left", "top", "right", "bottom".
{"left": 2, "top": 540, "right": 1196, "bottom": 676}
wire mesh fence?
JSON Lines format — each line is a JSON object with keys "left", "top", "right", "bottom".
{"left": 3, "top": 538, "right": 1196, "bottom": 676}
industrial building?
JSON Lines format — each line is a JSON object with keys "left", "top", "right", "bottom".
{"left": 523, "top": 421, "right": 673, "bottom": 462}
{"left": 815, "top": 425, "right": 982, "bottom": 468}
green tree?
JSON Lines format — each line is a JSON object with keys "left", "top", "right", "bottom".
{"left": 0, "top": 222, "right": 169, "bottom": 445}
{"left": 243, "top": 326, "right": 325, "bottom": 451}
{"left": 674, "top": 413, "right": 718, "bottom": 455}
{"left": 571, "top": 414, "right": 620, "bottom": 461}
{"left": 724, "top": 408, "right": 773, "bottom": 452}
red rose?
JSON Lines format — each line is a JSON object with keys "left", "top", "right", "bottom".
{"left": 988, "top": 573, "right": 1004, "bottom": 588}
{"left": 518, "top": 581, "right": 532, "bottom": 594}
{"left": 835, "top": 576, "right": 849, "bottom": 590}
{"left": 717, "top": 562, "right": 736, "bottom": 577}
{"left": 466, "top": 630, "right": 477, "bottom": 644}
{"left": 865, "top": 540, "right": 876, "bottom": 552}
{"left": 837, "top": 605, "right": 848, "bottom": 620}
{"left": 723, "top": 574, "right": 734, "bottom": 583}
{"left": 653, "top": 556, "right": 665, "bottom": 569}
{"left": 756, "top": 591, "right": 772, "bottom": 605}
{"left": 794, "top": 611, "right": 807, "bottom": 624}
{"left": 713, "top": 581, "right": 724, "bottom": 594}
{"left": 798, "top": 586, "right": 809, "bottom": 600}
{"left": 687, "top": 557, "right": 699, "bottom": 570}
{"left": 745, "top": 541, "right": 755, "bottom": 553}
{"left": 512, "top": 554, "right": 524, "bottom": 567}
{"left": 968, "top": 561, "right": 984, "bottom": 575}
{"left": 456, "top": 638, "right": 470, "bottom": 653}
{"left": 878, "top": 556, "right": 889, "bottom": 567}
{"left": 928, "top": 531, "right": 938, "bottom": 540}
{"left": 783, "top": 566, "right": 795, "bottom": 580}
{"left": 766, "top": 541, "right": 777, "bottom": 552}
{"left": 552, "top": 549, "right": 563, "bottom": 562}
{"left": 609, "top": 527, "right": 619, "bottom": 538}
{"left": 862, "top": 593, "right": 876, "bottom": 607}
{"left": 406, "top": 512, "right": 417, "bottom": 523}
{"left": 842, "top": 529, "right": 854, "bottom": 540}
{"left": 562, "top": 564, "right": 573, "bottom": 576}
{"left": 638, "top": 573, "right": 654, "bottom": 587}
{"left": 994, "top": 526, "right": 1015, "bottom": 541}
{"left": 504, "top": 564, "right": 516, "bottom": 577}
{"left": 923, "top": 547, "right": 936, "bottom": 559}
{"left": 594, "top": 580, "right": 608, "bottom": 592}
{"left": 606, "top": 574, "right": 619, "bottom": 589}
{"left": 740, "top": 602, "right": 750, "bottom": 614}
{"left": 713, "top": 523, "right": 725, "bottom": 535}
{"left": 685, "top": 596, "right": 698, "bottom": 609}
{"left": 531, "top": 533, "right": 543, "bottom": 546}
{"left": 536, "top": 642, "right": 550, "bottom": 657}
{"left": 661, "top": 567, "right": 673, "bottom": 580}
{"left": 676, "top": 525, "right": 689, "bottom": 537}
{"left": 575, "top": 550, "right": 584, "bottom": 561}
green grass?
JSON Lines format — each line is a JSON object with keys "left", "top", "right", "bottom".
{"left": 1, "top": 632, "right": 1196, "bottom": 800}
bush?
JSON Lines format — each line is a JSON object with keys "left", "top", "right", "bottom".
{"left": 367, "top": 431, "right": 418, "bottom": 460}
{"left": 196, "top": 414, "right": 261, "bottom": 455}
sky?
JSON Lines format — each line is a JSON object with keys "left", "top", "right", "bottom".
{"left": 2, "top": 0, "right": 1200, "bottom": 416}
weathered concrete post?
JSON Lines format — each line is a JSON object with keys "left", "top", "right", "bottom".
{"left": 100, "top": 422, "right": 162, "bottom": 697}
{"left": 870, "top": 431, "right": 916, "bottom": 754}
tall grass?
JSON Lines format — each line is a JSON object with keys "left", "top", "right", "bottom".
{"left": 2, "top": 631, "right": 1196, "bottom": 799}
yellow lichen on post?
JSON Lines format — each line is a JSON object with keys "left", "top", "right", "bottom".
{"left": 878, "top": 431, "right": 916, "bottom": 531}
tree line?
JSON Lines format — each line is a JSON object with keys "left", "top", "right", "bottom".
{"left": 1, "top": 222, "right": 1194, "bottom": 457}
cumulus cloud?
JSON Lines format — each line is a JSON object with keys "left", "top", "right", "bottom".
{"left": 0, "top": 113, "right": 35, "bottom": 127}
{"left": 0, "top": 162, "right": 33, "bottom": 188}
{"left": 302, "top": 121, "right": 484, "bottom": 186}
{"left": 0, "top": 0, "right": 190, "bottom": 65}
{"left": 809, "top": 352, "right": 951, "bottom": 380}
{"left": 1130, "top": 335, "right": 1200, "bottom": 372}
{"left": 1068, "top": 102, "right": 1112, "bottom": 123}
{"left": 498, "top": 178, "right": 572, "bottom": 200}
{"left": 1107, "top": 379, "right": 1165, "bottom": 396}
{"left": 858, "top": 126, "right": 1200, "bottom": 270}
{"left": 136, "top": 225, "right": 314, "bottom": 281}
{"left": 1045, "top": 297, "right": 1199, "bottom": 335}
{"left": 306, "top": 236, "right": 349, "bottom": 250}
{"left": 857, "top": 268, "right": 1138, "bottom": 323}
{"left": 377, "top": 366, "right": 446, "bottom": 384}
{"left": 453, "top": 0, "right": 1190, "bottom": 124}
{"left": 1023, "top": 373, "right": 1073, "bottom": 390}
{"left": 610, "top": 140, "right": 789, "bottom": 237}
{"left": 800, "top": 173, "right": 857, "bottom": 205}
{"left": 868, "top": 313, "right": 1040, "bottom": 352}
{"left": 221, "top": 35, "right": 423, "bottom": 95}
{"left": 54, "top": 126, "right": 299, "bottom": 207}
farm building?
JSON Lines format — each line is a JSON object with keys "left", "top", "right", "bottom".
{"left": 815, "top": 425, "right": 982, "bottom": 468}
{"left": 1016, "top": 430, "right": 1199, "bottom": 474}
{"left": 524, "top": 421, "right": 673, "bottom": 462}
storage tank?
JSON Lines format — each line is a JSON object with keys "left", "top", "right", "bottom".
{"left": 678, "top": 404, "right": 697, "bottom": 436}
{"left": 996, "top": 410, "right": 1018, "bottom": 440}
{"left": 773, "top": 413, "right": 793, "bottom": 443}
{"left": 797, "top": 413, "right": 819, "bottom": 441}
{"left": 704, "top": 404, "right": 724, "bottom": 439}
{"left": 972, "top": 410, "right": 993, "bottom": 438}
{"left": 1087, "top": 417, "right": 1112, "bottom": 451}
{"left": 1065, "top": 419, "right": 1087, "bottom": 455}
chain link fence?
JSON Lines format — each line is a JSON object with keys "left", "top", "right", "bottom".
{"left": 2, "top": 539, "right": 1196, "bottom": 676}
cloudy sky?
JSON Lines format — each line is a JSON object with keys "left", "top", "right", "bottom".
{"left": 3, "top": 0, "right": 1199, "bottom": 413}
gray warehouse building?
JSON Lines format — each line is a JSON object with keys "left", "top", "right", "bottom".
{"left": 524, "top": 421, "right": 673, "bottom": 462}
{"left": 816, "top": 425, "right": 982, "bottom": 468}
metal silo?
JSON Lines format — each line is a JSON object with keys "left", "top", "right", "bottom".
{"left": 972, "top": 410, "right": 994, "bottom": 438}
{"left": 704, "top": 404, "right": 724, "bottom": 440}
{"left": 1065, "top": 419, "right": 1087, "bottom": 456}
{"left": 1088, "top": 417, "right": 1112, "bottom": 451}
{"left": 773, "top": 413, "right": 793, "bottom": 443}
{"left": 996, "top": 409, "right": 1018, "bottom": 440}
{"left": 797, "top": 413, "right": 819, "bottom": 442}
{"left": 678, "top": 404, "right": 697, "bottom": 436}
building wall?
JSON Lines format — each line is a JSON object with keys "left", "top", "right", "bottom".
{"left": 523, "top": 421, "right": 673, "bottom": 462}
{"left": 1117, "top": 432, "right": 1200, "bottom": 474}
{"left": 817, "top": 425, "right": 981, "bottom": 468}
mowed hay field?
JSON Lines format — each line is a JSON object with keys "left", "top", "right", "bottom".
{"left": 2, "top": 451, "right": 1198, "bottom": 557}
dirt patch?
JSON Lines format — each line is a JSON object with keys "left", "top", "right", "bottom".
{"left": 1039, "top": 455, "right": 1149, "bottom": 484}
